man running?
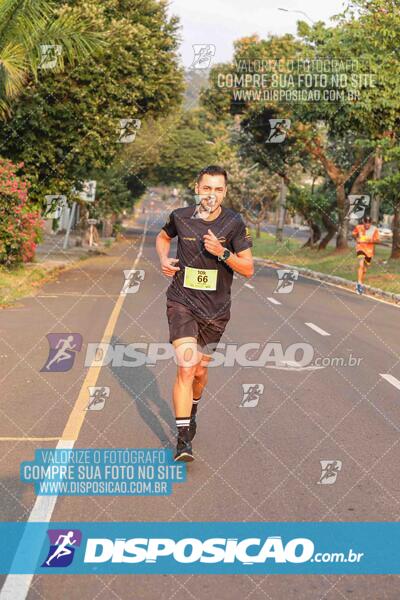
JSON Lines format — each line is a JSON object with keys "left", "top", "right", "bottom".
{"left": 352, "top": 216, "right": 380, "bottom": 295}
{"left": 156, "top": 165, "right": 254, "bottom": 461}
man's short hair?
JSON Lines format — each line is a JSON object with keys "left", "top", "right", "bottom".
{"left": 363, "top": 215, "right": 372, "bottom": 223}
{"left": 197, "top": 165, "right": 228, "bottom": 185}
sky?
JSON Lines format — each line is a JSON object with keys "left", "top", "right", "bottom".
{"left": 168, "top": 0, "right": 347, "bottom": 68}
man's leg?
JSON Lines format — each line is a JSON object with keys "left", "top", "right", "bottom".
{"left": 357, "top": 256, "right": 366, "bottom": 285}
{"left": 363, "top": 260, "right": 368, "bottom": 281}
{"left": 172, "top": 337, "right": 201, "bottom": 416}
{"left": 356, "top": 255, "right": 367, "bottom": 294}
{"left": 189, "top": 353, "right": 212, "bottom": 441}
{"left": 172, "top": 337, "right": 202, "bottom": 461}
{"left": 192, "top": 354, "right": 210, "bottom": 400}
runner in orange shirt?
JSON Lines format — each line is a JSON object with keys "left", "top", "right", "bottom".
{"left": 352, "top": 216, "right": 380, "bottom": 295}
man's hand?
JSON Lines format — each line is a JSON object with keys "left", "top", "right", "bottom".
{"left": 203, "top": 229, "right": 224, "bottom": 257}
{"left": 160, "top": 257, "right": 180, "bottom": 277}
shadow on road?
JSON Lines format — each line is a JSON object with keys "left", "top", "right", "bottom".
{"left": 109, "top": 335, "right": 175, "bottom": 447}
{"left": 0, "top": 474, "right": 29, "bottom": 521}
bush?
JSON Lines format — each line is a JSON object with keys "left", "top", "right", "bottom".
{"left": 0, "top": 159, "right": 43, "bottom": 267}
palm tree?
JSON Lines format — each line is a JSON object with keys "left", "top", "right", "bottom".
{"left": 0, "top": 0, "right": 106, "bottom": 120}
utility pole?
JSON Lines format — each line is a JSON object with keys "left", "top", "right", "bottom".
{"left": 276, "top": 175, "right": 287, "bottom": 242}
{"left": 370, "top": 147, "right": 383, "bottom": 223}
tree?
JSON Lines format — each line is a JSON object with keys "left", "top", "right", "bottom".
{"left": 0, "top": 0, "right": 104, "bottom": 119}
{"left": 150, "top": 111, "right": 216, "bottom": 189}
{"left": 368, "top": 141, "right": 400, "bottom": 259}
{"left": 200, "top": 2, "right": 400, "bottom": 249}
{"left": 225, "top": 155, "right": 280, "bottom": 237}
{"left": 184, "top": 70, "right": 210, "bottom": 109}
{"left": 287, "top": 179, "right": 336, "bottom": 249}
{"left": 292, "top": 0, "right": 400, "bottom": 247}
{"left": 238, "top": 107, "right": 311, "bottom": 242}
{"left": 0, "top": 0, "right": 184, "bottom": 209}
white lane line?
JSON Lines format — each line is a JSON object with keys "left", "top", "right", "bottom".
{"left": 0, "top": 219, "right": 148, "bottom": 600}
{"left": 305, "top": 322, "right": 331, "bottom": 336}
{"left": 0, "top": 439, "right": 73, "bottom": 600}
{"left": 267, "top": 297, "right": 281, "bottom": 305}
{"left": 244, "top": 283, "right": 254, "bottom": 289}
{"left": 38, "top": 294, "right": 120, "bottom": 299}
{"left": 380, "top": 374, "right": 400, "bottom": 391}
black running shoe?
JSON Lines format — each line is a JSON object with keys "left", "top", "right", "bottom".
{"left": 174, "top": 429, "right": 194, "bottom": 462}
{"left": 188, "top": 416, "right": 197, "bottom": 441}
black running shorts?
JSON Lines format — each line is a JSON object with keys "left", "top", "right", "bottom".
{"left": 357, "top": 251, "right": 372, "bottom": 264}
{"left": 166, "top": 299, "right": 230, "bottom": 354}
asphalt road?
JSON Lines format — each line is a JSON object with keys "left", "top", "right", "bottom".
{"left": 0, "top": 195, "right": 399, "bottom": 599}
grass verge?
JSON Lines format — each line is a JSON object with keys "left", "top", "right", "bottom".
{"left": 0, "top": 264, "right": 63, "bottom": 307}
{"left": 252, "top": 231, "right": 400, "bottom": 295}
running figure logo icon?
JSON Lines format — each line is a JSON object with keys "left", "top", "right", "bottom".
{"left": 192, "top": 194, "right": 217, "bottom": 220}
{"left": 78, "top": 180, "right": 97, "bottom": 203}
{"left": 39, "top": 44, "right": 62, "bottom": 70}
{"left": 317, "top": 460, "right": 342, "bottom": 485}
{"left": 347, "top": 195, "right": 370, "bottom": 221}
{"left": 86, "top": 386, "right": 110, "bottom": 411}
{"left": 266, "top": 119, "right": 291, "bottom": 144}
{"left": 41, "top": 529, "right": 82, "bottom": 568}
{"left": 117, "top": 118, "right": 141, "bottom": 143}
{"left": 44, "top": 195, "right": 67, "bottom": 219}
{"left": 121, "top": 269, "right": 145, "bottom": 294}
{"left": 190, "top": 44, "right": 216, "bottom": 69}
{"left": 240, "top": 384, "right": 264, "bottom": 408}
{"left": 274, "top": 269, "right": 299, "bottom": 294}
{"left": 41, "top": 333, "right": 83, "bottom": 372}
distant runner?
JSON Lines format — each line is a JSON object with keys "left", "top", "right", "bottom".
{"left": 156, "top": 165, "right": 254, "bottom": 461}
{"left": 352, "top": 216, "right": 380, "bottom": 295}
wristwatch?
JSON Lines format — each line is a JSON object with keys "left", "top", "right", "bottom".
{"left": 218, "top": 248, "right": 231, "bottom": 262}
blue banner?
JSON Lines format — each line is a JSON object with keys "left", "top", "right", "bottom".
{"left": 0, "top": 522, "right": 399, "bottom": 574}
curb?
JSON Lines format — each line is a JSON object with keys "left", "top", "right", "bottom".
{"left": 254, "top": 256, "right": 400, "bottom": 307}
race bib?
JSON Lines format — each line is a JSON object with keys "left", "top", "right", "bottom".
{"left": 183, "top": 267, "right": 218, "bottom": 291}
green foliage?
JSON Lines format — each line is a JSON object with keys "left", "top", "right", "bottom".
{"left": 368, "top": 142, "right": 400, "bottom": 215}
{"left": 151, "top": 111, "right": 217, "bottom": 188}
{"left": 89, "top": 164, "right": 132, "bottom": 220}
{"left": 199, "top": 0, "right": 400, "bottom": 249}
{"left": 0, "top": 0, "right": 184, "bottom": 211}
{"left": 223, "top": 152, "right": 280, "bottom": 219}
{"left": 287, "top": 181, "right": 336, "bottom": 224}
{"left": 184, "top": 70, "right": 210, "bottom": 109}
{"left": 0, "top": 0, "right": 104, "bottom": 119}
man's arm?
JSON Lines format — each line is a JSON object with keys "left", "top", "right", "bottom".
{"left": 203, "top": 229, "right": 254, "bottom": 278}
{"left": 224, "top": 248, "right": 254, "bottom": 278}
{"left": 156, "top": 229, "right": 180, "bottom": 277}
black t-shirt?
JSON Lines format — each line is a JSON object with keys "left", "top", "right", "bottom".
{"left": 161, "top": 205, "right": 253, "bottom": 319}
